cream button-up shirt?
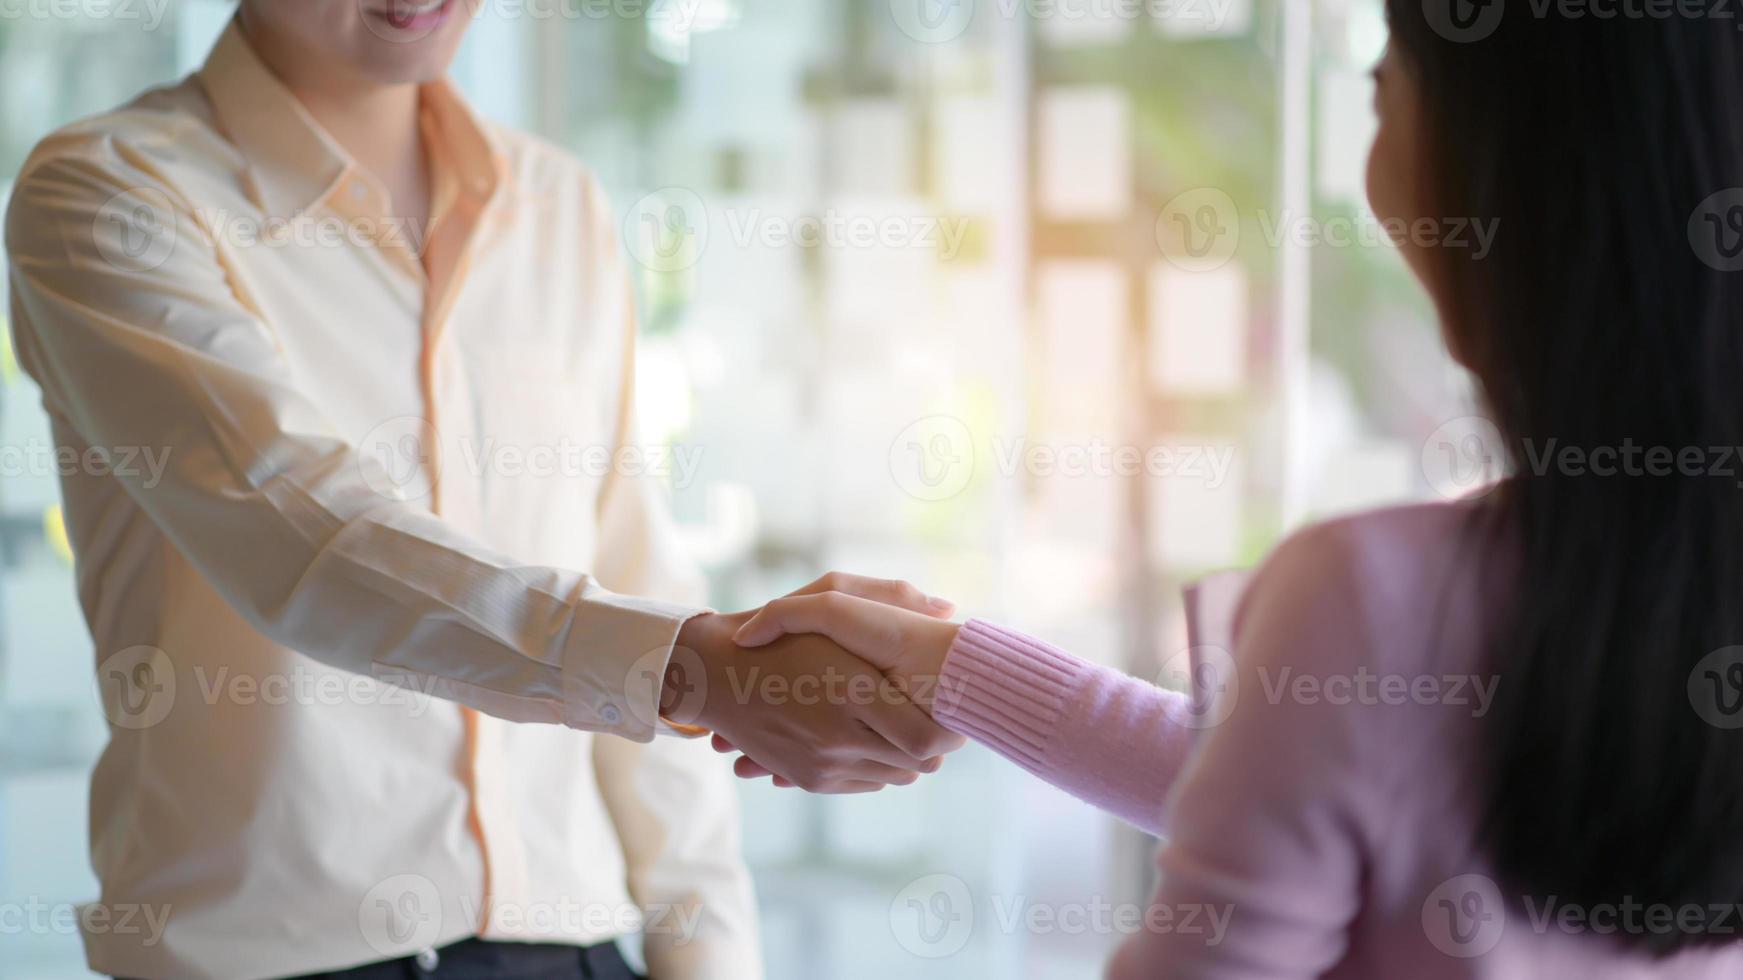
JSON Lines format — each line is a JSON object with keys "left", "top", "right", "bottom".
{"left": 4, "top": 22, "right": 758, "bottom": 980}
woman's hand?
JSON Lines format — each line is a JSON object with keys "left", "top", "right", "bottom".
{"left": 732, "top": 585, "right": 963, "bottom": 715}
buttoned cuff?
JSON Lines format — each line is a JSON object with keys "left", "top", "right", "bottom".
{"left": 562, "top": 591, "right": 708, "bottom": 741}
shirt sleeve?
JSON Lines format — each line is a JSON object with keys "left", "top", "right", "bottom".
{"left": 4, "top": 144, "right": 698, "bottom": 742}
{"left": 1106, "top": 524, "right": 1377, "bottom": 980}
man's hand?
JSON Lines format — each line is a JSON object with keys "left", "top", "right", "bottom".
{"left": 669, "top": 574, "right": 965, "bottom": 794}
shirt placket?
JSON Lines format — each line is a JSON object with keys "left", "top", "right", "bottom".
{"left": 338, "top": 141, "right": 526, "bottom": 935}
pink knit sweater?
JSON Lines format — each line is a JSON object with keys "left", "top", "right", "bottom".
{"left": 933, "top": 501, "right": 1743, "bottom": 979}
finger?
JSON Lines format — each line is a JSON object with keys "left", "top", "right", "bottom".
{"left": 803, "top": 780, "right": 887, "bottom": 795}
{"left": 711, "top": 734, "right": 736, "bottom": 753}
{"left": 859, "top": 693, "right": 968, "bottom": 761}
{"left": 733, "top": 756, "right": 776, "bottom": 779}
{"left": 733, "top": 593, "right": 908, "bottom": 665}
{"left": 792, "top": 572, "right": 954, "bottom": 618}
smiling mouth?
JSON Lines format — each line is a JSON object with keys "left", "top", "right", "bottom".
{"left": 369, "top": 0, "right": 454, "bottom": 31}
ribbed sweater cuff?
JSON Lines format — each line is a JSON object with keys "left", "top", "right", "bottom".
{"left": 934, "top": 618, "right": 1089, "bottom": 776}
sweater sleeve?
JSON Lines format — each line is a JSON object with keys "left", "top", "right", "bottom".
{"left": 932, "top": 618, "right": 1200, "bottom": 836}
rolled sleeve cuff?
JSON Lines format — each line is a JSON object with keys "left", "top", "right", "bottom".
{"left": 562, "top": 590, "right": 707, "bottom": 741}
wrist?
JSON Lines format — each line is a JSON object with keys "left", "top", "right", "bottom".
{"left": 670, "top": 612, "right": 735, "bottom": 729}
{"left": 896, "top": 619, "right": 962, "bottom": 717}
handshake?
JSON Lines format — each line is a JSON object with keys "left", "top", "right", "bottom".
{"left": 666, "top": 573, "right": 969, "bottom": 794}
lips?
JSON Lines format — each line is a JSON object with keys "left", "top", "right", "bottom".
{"left": 370, "top": 0, "right": 452, "bottom": 32}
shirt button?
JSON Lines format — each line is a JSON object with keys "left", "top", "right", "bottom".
{"left": 601, "top": 704, "right": 621, "bottom": 725}
{"left": 414, "top": 947, "right": 440, "bottom": 972}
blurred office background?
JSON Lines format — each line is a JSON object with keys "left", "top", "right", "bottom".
{"left": 0, "top": 0, "right": 1480, "bottom": 976}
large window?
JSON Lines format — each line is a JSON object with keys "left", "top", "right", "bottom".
{"left": 0, "top": 2, "right": 1463, "bottom": 976}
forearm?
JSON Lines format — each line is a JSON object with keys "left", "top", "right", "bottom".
{"left": 934, "top": 619, "right": 1200, "bottom": 836}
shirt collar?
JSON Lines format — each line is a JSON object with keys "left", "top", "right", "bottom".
{"left": 197, "top": 19, "right": 508, "bottom": 221}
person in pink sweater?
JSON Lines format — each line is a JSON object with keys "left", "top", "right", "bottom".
{"left": 721, "top": 2, "right": 1743, "bottom": 976}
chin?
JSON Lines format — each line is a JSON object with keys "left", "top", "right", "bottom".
{"left": 352, "top": 0, "right": 471, "bottom": 81}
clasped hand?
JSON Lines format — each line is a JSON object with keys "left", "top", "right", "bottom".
{"left": 669, "top": 573, "right": 966, "bottom": 794}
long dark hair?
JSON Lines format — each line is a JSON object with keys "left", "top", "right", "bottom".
{"left": 1390, "top": 0, "right": 1743, "bottom": 956}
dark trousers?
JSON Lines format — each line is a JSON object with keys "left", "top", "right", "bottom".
{"left": 123, "top": 939, "right": 645, "bottom": 980}
{"left": 289, "top": 940, "right": 645, "bottom": 980}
